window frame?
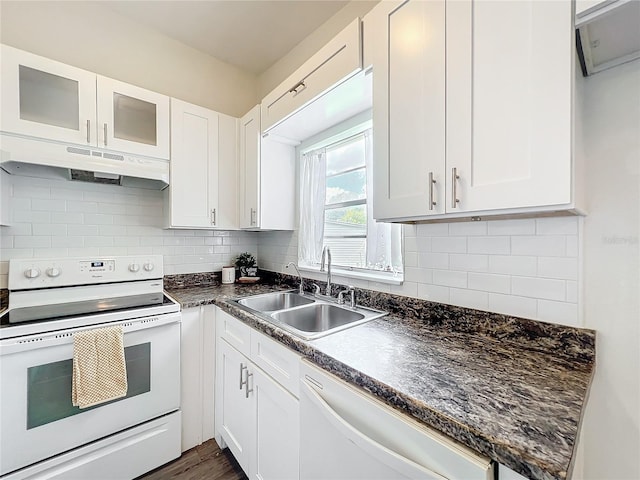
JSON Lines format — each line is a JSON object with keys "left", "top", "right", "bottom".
{"left": 298, "top": 115, "right": 404, "bottom": 285}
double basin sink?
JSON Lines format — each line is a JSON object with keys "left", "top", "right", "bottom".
{"left": 232, "top": 291, "right": 387, "bottom": 340}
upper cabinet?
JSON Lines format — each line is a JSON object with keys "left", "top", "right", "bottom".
{"left": 166, "top": 98, "right": 238, "bottom": 230}
{"left": 260, "top": 18, "right": 362, "bottom": 135}
{"left": 0, "top": 45, "right": 169, "bottom": 159}
{"left": 371, "top": 0, "right": 580, "bottom": 222}
{"left": 239, "top": 105, "right": 295, "bottom": 230}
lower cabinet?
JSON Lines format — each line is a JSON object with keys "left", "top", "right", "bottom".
{"left": 215, "top": 308, "right": 300, "bottom": 480}
{"left": 180, "top": 305, "right": 216, "bottom": 452}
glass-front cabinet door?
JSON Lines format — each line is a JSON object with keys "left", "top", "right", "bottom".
{"left": 97, "top": 76, "right": 170, "bottom": 159}
{"left": 0, "top": 45, "right": 97, "bottom": 145}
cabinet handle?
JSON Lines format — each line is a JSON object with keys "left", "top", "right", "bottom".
{"left": 211, "top": 208, "right": 216, "bottom": 226}
{"left": 451, "top": 167, "right": 460, "bottom": 208}
{"left": 289, "top": 81, "right": 306, "bottom": 97}
{"left": 428, "top": 172, "right": 436, "bottom": 210}
{"left": 250, "top": 208, "right": 256, "bottom": 226}
{"left": 245, "top": 372, "right": 253, "bottom": 398}
{"left": 239, "top": 363, "right": 247, "bottom": 389}
{"left": 103, "top": 123, "right": 108, "bottom": 147}
{"left": 86, "top": 119, "right": 91, "bottom": 144}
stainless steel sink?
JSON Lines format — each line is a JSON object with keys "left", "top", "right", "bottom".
{"left": 232, "top": 290, "right": 387, "bottom": 340}
{"left": 237, "top": 291, "right": 315, "bottom": 313}
{"left": 272, "top": 303, "right": 365, "bottom": 333}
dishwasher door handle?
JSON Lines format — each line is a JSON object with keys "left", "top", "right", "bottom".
{"left": 301, "top": 380, "right": 447, "bottom": 480}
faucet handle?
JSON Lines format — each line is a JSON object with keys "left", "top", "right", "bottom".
{"left": 312, "top": 283, "right": 322, "bottom": 295}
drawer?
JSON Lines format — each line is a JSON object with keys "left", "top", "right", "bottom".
{"left": 250, "top": 329, "right": 300, "bottom": 397}
{"left": 216, "top": 308, "right": 251, "bottom": 357}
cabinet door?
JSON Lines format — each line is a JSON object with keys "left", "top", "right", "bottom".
{"left": 180, "top": 308, "right": 204, "bottom": 451}
{"left": 169, "top": 99, "right": 219, "bottom": 228}
{"left": 96, "top": 76, "right": 170, "bottom": 159}
{"left": 252, "top": 367, "right": 299, "bottom": 480}
{"left": 446, "top": 0, "right": 572, "bottom": 213}
{"left": 0, "top": 45, "right": 96, "bottom": 146}
{"left": 371, "top": 0, "right": 446, "bottom": 221}
{"left": 216, "top": 113, "right": 239, "bottom": 229}
{"left": 261, "top": 18, "right": 362, "bottom": 134}
{"left": 216, "top": 339, "right": 253, "bottom": 475}
{"left": 239, "top": 106, "right": 260, "bottom": 229}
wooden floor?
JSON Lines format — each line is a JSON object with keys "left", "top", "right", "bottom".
{"left": 139, "top": 440, "right": 247, "bottom": 480}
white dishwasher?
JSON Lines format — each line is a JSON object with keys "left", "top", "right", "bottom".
{"left": 300, "top": 360, "right": 493, "bottom": 480}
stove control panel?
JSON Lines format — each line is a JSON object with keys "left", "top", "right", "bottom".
{"left": 9, "top": 255, "right": 164, "bottom": 290}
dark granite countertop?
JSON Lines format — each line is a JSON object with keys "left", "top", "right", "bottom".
{"left": 165, "top": 277, "right": 594, "bottom": 480}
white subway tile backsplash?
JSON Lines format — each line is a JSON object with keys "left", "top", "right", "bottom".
{"left": 536, "top": 216, "right": 578, "bottom": 235}
{"left": 417, "top": 223, "right": 449, "bottom": 236}
{"left": 433, "top": 269, "right": 467, "bottom": 288}
{"left": 448, "top": 221, "right": 488, "bottom": 236}
{"left": 15, "top": 236, "right": 51, "bottom": 248}
{"left": 468, "top": 236, "right": 510, "bottom": 254}
{"left": 488, "top": 255, "right": 537, "bottom": 276}
{"left": 13, "top": 185, "right": 50, "bottom": 199}
{"left": 487, "top": 218, "right": 536, "bottom": 236}
{"left": 417, "top": 283, "right": 450, "bottom": 303}
{"left": 566, "top": 281, "right": 578, "bottom": 303}
{"left": 537, "top": 257, "right": 578, "bottom": 280}
{"left": 404, "top": 252, "right": 418, "bottom": 268}
{"left": 12, "top": 211, "right": 50, "bottom": 223}
{"left": 488, "top": 293, "right": 538, "bottom": 319}
{"left": 84, "top": 214, "right": 114, "bottom": 225}
{"left": 537, "top": 300, "right": 578, "bottom": 326}
{"left": 511, "top": 276, "right": 566, "bottom": 301}
{"left": 67, "top": 225, "right": 99, "bottom": 236}
{"left": 418, "top": 252, "right": 449, "bottom": 269}
{"left": 67, "top": 202, "right": 98, "bottom": 213}
{"left": 449, "top": 254, "right": 488, "bottom": 272}
{"left": 32, "top": 224, "right": 67, "bottom": 236}
{"left": 468, "top": 272, "right": 511, "bottom": 294}
{"left": 7, "top": 224, "right": 32, "bottom": 236}
{"left": 52, "top": 236, "right": 84, "bottom": 248}
{"left": 511, "top": 235, "right": 566, "bottom": 257}
{"left": 432, "top": 236, "right": 466, "bottom": 253}
{"left": 404, "top": 267, "right": 433, "bottom": 284}
{"left": 390, "top": 281, "right": 418, "bottom": 298}
{"left": 51, "top": 212, "right": 84, "bottom": 224}
{"left": 403, "top": 235, "right": 418, "bottom": 253}
{"left": 566, "top": 236, "right": 579, "bottom": 257}
{"left": 450, "top": 288, "right": 489, "bottom": 310}
{"left": 51, "top": 188, "right": 84, "bottom": 201}
{"left": 32, "top": 199, "right": 65, "bottom": 211}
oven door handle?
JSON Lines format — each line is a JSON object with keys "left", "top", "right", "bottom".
{"left": 0, "top": 312, "right": 181, "bottom": 355}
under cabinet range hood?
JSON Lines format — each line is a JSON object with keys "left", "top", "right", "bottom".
{"left": 0, "top": 133, "right": 169, "bottom": 189}
{"left": 576, "top": 0, "right": 640, "bottom": 76}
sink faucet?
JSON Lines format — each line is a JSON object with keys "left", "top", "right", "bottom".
{"left": 285, "top": 262, "right": 304, "bottom": 294}
{"left": 338, "top": 286, "right": 356, "bottom": 308}
{"left": 320, "top": 246, "right": 332, "bottom": 296}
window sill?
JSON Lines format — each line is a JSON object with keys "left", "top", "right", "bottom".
{"left": 298, "top": 265, "right": 403, "bottom": 286}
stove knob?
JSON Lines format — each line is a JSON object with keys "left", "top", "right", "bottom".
{"left": 24, "top": 268, "right": 41, "bottom": 279}
{"left": 129, "top": 263, "right": 140, "bottom": 273}
{"left": 143, "top": 262, "right": 154, "bottom": 272}
{"left": 46, "top": 267, "right": 62, "bottom": 278}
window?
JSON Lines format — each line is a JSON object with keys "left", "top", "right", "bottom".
{"left": 299, "top": 123, "right": 403, "bottom": 281}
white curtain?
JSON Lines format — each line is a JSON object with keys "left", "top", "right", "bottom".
{"left": 364, "top": 130, "right": 403, "bottom": 272}
{"left": 299, "top": 148, "right": 326, "bottom": 267}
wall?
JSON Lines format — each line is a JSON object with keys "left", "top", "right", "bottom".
{"left": 259, "top": 216, "right": 581, "bottom": 326}
{"left": 0, "top": 175, "right": 258, "bottom": 288}
{"left": 0, "top": 1, "right": 257, "bottom": 117}
{"left": 256, "top": 1, "right": 377, "bottom": 99}
{"left": 579, "top": 59, "right": 640, "bottom": 479}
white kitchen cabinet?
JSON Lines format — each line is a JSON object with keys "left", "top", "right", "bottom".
{"left": 166, "top": 99, "right": 238, "bottom": 229}
{"left": 180, "top": 305, "right": 216, "bottom": 452}
{"left": 260, "top": 18, "right": 362, "bottom": 134}
{"left": 369, "top": 0, "right": 446, "bottom": 220}
{"left": 239, "top": 105, "right": 295, "bottom": 230}
{"left": 371, "top": 0, "right": 579, "bottom": 222}
{"left": 215, "top": 308, "right": 300, "bottom": 480}
{"left": 0, "top": 45, "right": 169, "bottom": 160}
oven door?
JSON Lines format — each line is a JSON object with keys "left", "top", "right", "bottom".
{"left": 0, "top": 312, "right": 181, "bottom": 476}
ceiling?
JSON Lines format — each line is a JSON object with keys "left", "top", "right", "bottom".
{"left": 100, "top": 1, "right": 349, "bottom": 75}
